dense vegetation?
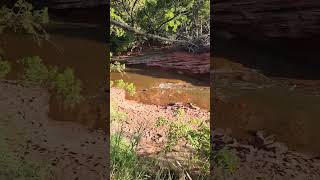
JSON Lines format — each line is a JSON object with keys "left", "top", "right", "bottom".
{"left": 110, "top": 0, "right": 210, "bottom": 54}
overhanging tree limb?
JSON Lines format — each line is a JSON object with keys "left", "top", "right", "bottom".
{"left": 110, "top": 19, "right": 197, "bottom": 46}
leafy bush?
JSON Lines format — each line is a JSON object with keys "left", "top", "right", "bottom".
{"left": 0, "top": 58, "right": 11, "bottom": 79}
{"left": 110, "top": 61, "right": 126, "bottom": 73}
{"left": 0, "top": 0, "right": 49, "bottom": 42}
{"left": 21, "top": 56, "right": 49, "bottom": 84}
{"left": 21, "top": 56, "right": 84, "bottom": 109}
{"left": 53, "top": 68, "right": 84, "bottom": 109}
{"left": 114, "top": 79, "right": 136, "bottom": 96}
{"left": 155, "top": 116, "right": 210, "bottom": 174}
{"left": 214, "top": 148, "right": 240, "bottom": 173}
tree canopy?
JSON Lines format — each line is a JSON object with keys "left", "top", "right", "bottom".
{"left": 110, "top": 0, "right": 210, "bottom": 54}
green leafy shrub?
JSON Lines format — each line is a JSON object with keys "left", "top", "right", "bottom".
{"left": 53, "top": 68, "right": 84, "bottom": 109}
{"left": 125, "top": 82, "right": 136, "bottom": 96}
{"left": 0, "top": 0, "right": 49, "bottom": 42}
{"left": 155, "top": 116, "right": 210, "bottom": 174}
{"left": 0, "top": 58, "right": 11, "bottom": 79}
{"left": 110, "top": 102, "right": 127, "bottom": 123}
{"left": 21, "top": 56, "right": 49, "bottom": 84}
{"left": 21, "top": 56, "right": 84, "bottom": 109}
{"left": 110, "top": 61, "right": 126, "bottom": 73}
{"left": 114, "top": 79, "right": 136, "bottom": 96}
{"left": 214, "top": 148, "right": 240, "bottom": 173}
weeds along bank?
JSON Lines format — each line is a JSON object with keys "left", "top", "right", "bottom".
{"left": 110, "top": 87, "right": 210, "bottom": 179}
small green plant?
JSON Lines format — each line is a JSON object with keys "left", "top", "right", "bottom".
{"left": 111, "top": 132, "right": 145, "bottom": 180}
{"left": 21, "top": 56, "right": 83, "bottom": 109}
{"left": 21, "top": 56, "right": 49, "bottom": 84}
{"left": 114, "top": 79, "right": 136, "bottom": 96}
{"left": 174, "top": 108, "right": 185, "bottom": 118}
{"left": 110, "top": 61, "right": 126, "bottom": 74}
{"left": 110, "top": 102, "right": 127, "bottom": 123}
{"left": 0, "top": 58, "right": 11, "bottom": 79}
{"left": 155, "top": 116, "right": 210, "bottom": 175}
{"left": 53, "top": 68, "right": 84, "bottom": 109}
{"left": 214, "top": 148, "right": 240, "bottom": 173}
{"left": 125, "top": 82, "right": 136, "bottom": 96}
{"left": 110, "top": 80, "right": 114, "bottom": 88}
{"left": 114, "top": 79, "right": 126, "bottom": 89}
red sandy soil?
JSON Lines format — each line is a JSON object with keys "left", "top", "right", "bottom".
{"left": 111, "top": 87, "right": 210, "bottom": 158}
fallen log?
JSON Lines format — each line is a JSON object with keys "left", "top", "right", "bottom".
{"left": 111, "top": 19, "right": 212, "bottom": 53}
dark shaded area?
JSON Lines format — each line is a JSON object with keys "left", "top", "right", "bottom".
{"left": 214, "top": 37, "right": 320, "bottom": 80}
{"left": 212, "top": 0, "right": 320, "bottom": 79}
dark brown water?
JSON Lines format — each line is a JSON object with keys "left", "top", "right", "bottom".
{"left": 1, "top": 23, "right": 210, "bottom": 129}
{"left": 214, "top": 38, "right": 320, "bottom": 154}
{"left": 111, "top": 68, "right": 210, "bottom": 110}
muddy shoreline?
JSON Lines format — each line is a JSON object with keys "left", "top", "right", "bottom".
{"left": 0, "top": 81, "right": 107, "bottom": 180}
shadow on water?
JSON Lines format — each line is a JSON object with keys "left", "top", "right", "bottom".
{"left": 213, "top": 37, "right": 320, "bottom": 154}
{"left": 214, "top": 37, "right": 320, "bottom": 80}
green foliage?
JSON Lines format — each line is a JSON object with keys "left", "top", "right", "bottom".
{"left": 0, "top": 0, "right": 49, "bottom": 42}
{"left": 21, "top": 56, "right": 49, "bottom": 84}
{"left": 155, "top": 116, "right": 210, "bottom": 174}
{"left": 110, "top": 103, "right": 127, "bottom": 123}
{"left": 53, "top": 68, "right": 84, "bottom": 109}
{"left": 111, "top": 133, "right": 145, "bottom": 180}
{"left": 0, "top": 57, "right": 11, "bottom": 79}
{"left": 0, "top": 153, "right": 53, "bottom": 180}
{"left": 114, "top": 79, "right": 136, "bottom": 96}
{"left": 214, "top": 148, "right": 240, "bottom": 173}
{"left": 0, "top": 117, "right": 53, "bottom": 180}
{"left": 125, "top": 82, "right": 136, "bottom": 96}
{"left": 174, "top": 108, "right": 185, "bottom": 118}
{"left": 110, "top": 0, "right": 210, "bottom": 54}
{"left": 21, "top": 56, "right": 84, "bottom": 109}
{"left": 110, "top": 61, "right": 126, "bottom": 73}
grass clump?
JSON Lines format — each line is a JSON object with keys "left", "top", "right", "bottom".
{"left": 0, "top": 117, "right": 53, "bottom": 180}
{"left": 110, "top": 102, "right": 127, "bottom": 123}
{"left": 111, "top": 133, "right": 146, "bottom": 180}
{"left": 0, "top": 153, "right": 53, "bottom": 180}
{"left": 155, "top": 117, "right": 210, "bottom": 175}
{"left": 214, "top": 148, "right": 240, "bottom": 173}
{"left": 0, "top": 57, "right": 11, "bottom": 79}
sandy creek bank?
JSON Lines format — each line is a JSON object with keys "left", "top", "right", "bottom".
{"left": 0, "top": 81, "right": 107, "bottom": 180}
